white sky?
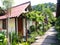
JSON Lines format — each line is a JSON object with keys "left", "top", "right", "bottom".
{"left": 0, "top": 0, "right": 57, "bottom": 6}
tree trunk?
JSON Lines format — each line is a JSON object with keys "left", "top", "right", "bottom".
{"left": 56, "top": 0, "right": 60, "bottom": 17}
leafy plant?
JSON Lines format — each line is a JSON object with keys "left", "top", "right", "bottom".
{"left": 37, "top": 30, "right": 45, "bottom": 36}
{"left": 0, "top": 32, "right": 5, "bottom": 42}
{"left": 11, "top": 41, "right": 17, "bottom": 45}
{"left": 0, "top": 42, "right": 2, "bottom": 45}
{"left": 30, "top": 32, "right": 38, "bottom": 37}
{"left": 0, "top": 31, "right": 7, "bottom": 45}
{"left": 30, "top": 25, "right": 36, "bottom": 32}
{"left": 55, "top": 17, "right": 60, "bottom": 32}
{"left": 3, "top": 38, "right": 7, "bottom": 45}
{"left": 22, "top": 42, "right": 30, "bottom": 45}
{"left": 55, "top": 16, "right": 60, "bottom": 43}
{"left": 28, "top": 37, "right": 35, "bottom": 43}
{"left": 9, "top": 32, "right": 18, "bottom": 43}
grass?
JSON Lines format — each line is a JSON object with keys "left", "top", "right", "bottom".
{"left": 51, "top": 43, "right": 57, "bottom": 45}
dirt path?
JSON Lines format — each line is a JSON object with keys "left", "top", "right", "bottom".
{"left": 31, "top": 27, "right": 57, "bottom": 45}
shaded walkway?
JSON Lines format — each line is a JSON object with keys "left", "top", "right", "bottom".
{"left": 31, "top": 27, "right": 57, "bottom": 45}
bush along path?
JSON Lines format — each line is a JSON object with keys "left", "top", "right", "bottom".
{"left": 55, "top": 17, "right": 60, "bottom": 45}
{"left": 31, "top": 27, "right": 57, "bottom": 45}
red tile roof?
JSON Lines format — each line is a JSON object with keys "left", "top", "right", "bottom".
{"left": 0, "top": 15, "right": 7, "bottom": 19}
{"left": 0, "top": 1, "right": 30, "bottom": 19}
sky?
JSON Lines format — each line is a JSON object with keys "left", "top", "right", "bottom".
{"left": 0, "top": 0, "right": 57, "bottom": 7}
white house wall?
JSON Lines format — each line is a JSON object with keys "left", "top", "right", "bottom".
{"left": 0, "top": 20, "right": 2, "bottom": 29}
{"left": 27, "top": 20, "right": 33, "bottom": 30}
{"left": 8, "top": 18, "right": 15, "bottom": 33}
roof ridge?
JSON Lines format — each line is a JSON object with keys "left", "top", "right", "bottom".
{"left": 12, "top": 1, "right": 31, "bottom": 8}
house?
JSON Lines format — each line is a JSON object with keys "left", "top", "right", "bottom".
{"left": 0, "top": 1, "right": 33, "bottom": 39}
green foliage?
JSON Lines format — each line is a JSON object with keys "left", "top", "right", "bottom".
{"left": 1, "top": 0, "right": 14, "bottom": 10}
{"left": 29, "top": 25, "right": 36, "bottom": 32}
{"left": 47, "top": 22, "right": 52, "bottom": 28}
{"left": 19, "top": 42, "right": 30, "bottom": 45}
{"left": 0, "top": 7, "right": 5, "bottom": 16}
{"left": 30, "top": 32, "right": 38, "bottom": 37}
{"left": 0, "top": 32, "right": 5, "bottom": 42}
{"left": 44, "top": 25, "right": 48, "bottom": 31}
{"left": 28, "top": 31, "right": 38, "bottom": 43}
{"left": 27, "top": 2, "right": 56, "bottom": 44}
{"left": 11, "top": 41, "right": 30, "bottom": 45}
{"left": 55, "top": 17, "right": 60, "bottom": 32}
{"left": 37, "top": 30, "right": 45, "bottom": 36}
{"left": 32, "top": 2, "right": 56, "bottom": 12}
{"left": 11, "top": 41, "right": 17, "bottom": 45}
{"left": 0, "top": 31, "right": 7, "bottom": 45}
{"left": 41, "top": 8, "right": 55, "bottom": 24}
{"left": 26, "top": 11, "right": 44, "bottom": 22}
{"left": 9, "top": 32, "right": 18, "bottom": 43}
{"left": 55, "top": 17, "right": 60, "bottom": 43}
{"left": 37, "top": 23, "right": 43, "bottom": 30}
{"left": 0, "top": 42, "right": 2, "bottom": 45}
{"left": 56, "top": 33, "right": 60, "bottom": 41}
{"left": 28, "top": 37, "right": 35, "bottom": 43}
{"left": 32, "top": 3, "right": 56, "bottom": 25}
{"left": 3, "top": 38, "right": 7, "bottom": 45}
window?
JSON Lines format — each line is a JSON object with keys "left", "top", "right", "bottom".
{"left": 2, "top": 19, "right": 6, "bottom": 29}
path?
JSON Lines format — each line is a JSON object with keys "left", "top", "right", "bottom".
{"left": 31, "top": 27, "right": 57, "bottom": 45}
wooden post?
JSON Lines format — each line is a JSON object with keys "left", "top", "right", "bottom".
{"left": 15, "top": 17, "right": 18, "bottom": 35}
{"left": 25, "top": 18, "right": 27, "bottom": 41}
{"left": 6, "top": 18, "right": 10, "bottom": 45}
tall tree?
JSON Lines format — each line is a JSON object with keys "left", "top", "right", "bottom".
{"left": 0, "top": 7, "right": 5, "bottom": 16}
{"left": 32, "top": 3, "right": 56, "bottom": 12}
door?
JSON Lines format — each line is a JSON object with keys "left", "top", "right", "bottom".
{"left": 18, "top": 17, "right": 23, "bottom": 36}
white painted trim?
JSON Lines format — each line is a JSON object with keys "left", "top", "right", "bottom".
{"left": 0, "top": 20, "right": 2, "bottom": 29}
{"left": 23, "top": 19, "right": 26, "bottom": 36}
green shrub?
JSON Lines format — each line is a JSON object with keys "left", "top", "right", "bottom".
{"left": 55, "top": 17, "right": 60, "bottom": 43}
{"left": 30, "top": 25, "right": 36, "bottom": 32}
{"left": 30, "top": 32, "right": 38, "bottom": 37}
{"left": 28, "top": 32, "right": 37, "bottom": 43}
{"left": 22, "top": 42, "right": 30, "bottom": 45}
{"left": 55, "top": 17, "right": 60, "bottom": 32}
{"left": 3, "top": 38, "right": 7, "bottom": 45}
{"left": 9, "top": 32, "right": 18, "bottom": 43}
{"left": 0, "top": 42, "right": 2, "bottom": 45}
{"left": 48, "top": 22, "right": 51, "bottom": 28}
{"left": 11, "top": 41, "right": 17, "bottom": 45}
{"left": 0, "top": 32, "right": 7, "bottom": 45}
{"left": 28, "top": 37, "right": 35, "bottom": 43}
{"left": 0, "top": 32, "right": 5, "bottom": 42}
{"left": 56, "top": 33, "right": 60, "bottom": 42}
{"left": 38, "top": 30, "right": 45, "bottom": 36}
{"left": 37, "top": 23, "right": 43, "bottom": 30}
